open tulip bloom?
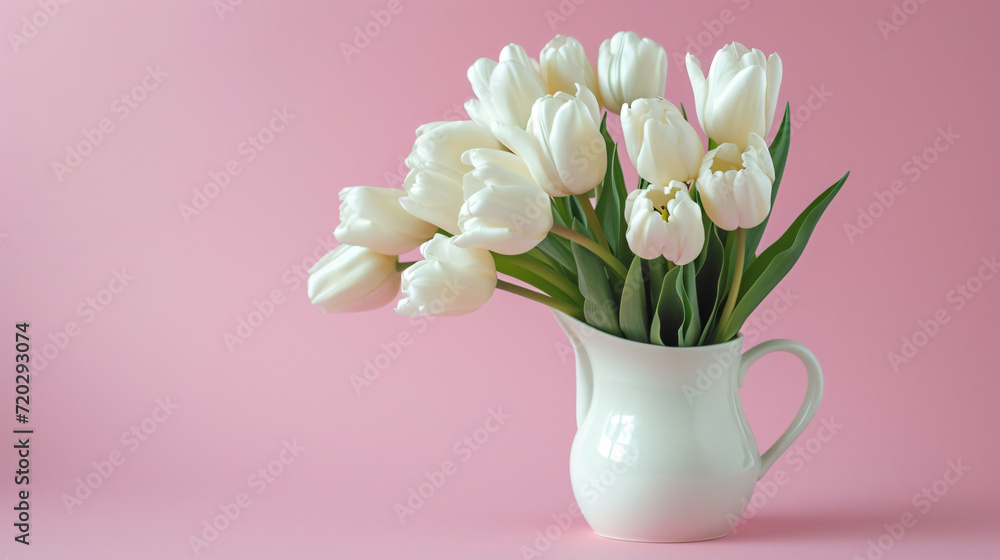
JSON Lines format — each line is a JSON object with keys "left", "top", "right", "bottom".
{"left": 309, "top": 35, "right": 849, "bottom": 347}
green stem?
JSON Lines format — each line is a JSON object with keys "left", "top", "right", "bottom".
{"left": 496, "top": 279, "right": 585, "bottom": 321}
{"left": 716, "top": 228, "right": 746, "bottom": 342}
{"left": 494, "top": 253, "right": 584, "bottom": 306}
{"left": 550, "top": 224, "right": 628, "bottom": 281}
{"left": 575, "top": 193, "right": 610, "bottom": 252}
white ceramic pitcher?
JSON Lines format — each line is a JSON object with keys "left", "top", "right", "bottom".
{"left": 553, "top": 311, "right": 823, "bottom": 542}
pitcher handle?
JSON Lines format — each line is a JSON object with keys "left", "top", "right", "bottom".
{"left": 738, "top": 339, "right": 823, "bottom": 479}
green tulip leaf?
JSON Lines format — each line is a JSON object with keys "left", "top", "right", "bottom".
{"left": 650, "top": 264, "right": 684, "bottom": 346}
{"left": 717, "top": 172, "right": 850, "bottom": 342}
{"left": 619, "top": 256, "right": 649, "bottom": 343}
{"left": 570, "top": 219, "right": 622, "bottom": 336}
{"left": 679, "top": 263, "right": 701, "bottom": 347}
{"left": 698, "top": 225, "right": 734, "bottom": 345}
{"left": 595, "top": 115, "right": 633, "bottom": 266}
{"left": 694, "top": 225, "right": 723, "bottom": 332}
{"left": 534, "top": 233, "right": 577, "bottom": 282}
{"left": 646, "top": 257, "right": 668, "bottom": 322}
{"left": 492, "top": 253, "right": 581, "bottom": 308}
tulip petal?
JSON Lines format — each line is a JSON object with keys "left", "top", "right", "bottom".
{"left": 685, "top": 53, "right": 709, "bottom": 133}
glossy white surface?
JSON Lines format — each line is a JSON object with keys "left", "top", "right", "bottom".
{"left": 553, "top": 312, "right": 823, "bottom": 542}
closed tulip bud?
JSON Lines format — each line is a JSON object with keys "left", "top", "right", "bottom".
{"left": 454, "top": 149, "right": 553, "bottom": 255}
{"left": 624, "top": 181, "right": 705, "bottom": 265}
{"left": 696, "top": 133, "right": 775, "bottom": 231}
{"left": 404, "top": 120, "right": 501, "bottom": 173}
{"left": 686, "top": 42, "right": 782, "bottom": 149}
{"left": 540, "top": 35, "right": 597, "bottom": 97}
{"left": 308, "top": 245, "right": 400, "bottom": 313}
{"left": 597, "top": 31, "right": 668, "bottom": 114}
{"left": 491, "top": 84, "right": 606, "bottom": 197}
{"left": 395, "top": 234, "right": 497, "bottom": 317}
{"left": 334, "top": 186, "right": 438, "bottom": 255}
{"left": 466, "top": 44, "right": 547, "bottom": 130}
{"left": 621, "top": 98, "right": 704, "bottom": 185}
{"left": 400, "top": 164, "right": 464, "bottom": 235}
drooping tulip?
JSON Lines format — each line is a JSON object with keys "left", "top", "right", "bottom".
{"left": 624, "top": 181, "right": 704, "bottom": 265}
{"left": 696, "top": 133, "right": 775, "bottom": 231}
{"left": 454, "top": 149, "right": 552, "bottom": 255}
{"left": 540, "top": 35, "right": 597, "bottom": 97}
{"left": 395, "top": 234, "right": 497, "bottom": 317}
{"left": 308, "top": 245, "right": 400, "bottom": 313}
{"left": 597, "top": 31, "right": 668, "bottom": 114}
{"left": 621, "top": 98, "right": 704, "bottom": 185}
{"left": 686, "top": 42, "right": 782, "bottom": 149}
{"left": 334, "top": 186, "right": 438, "bottom": 255}
{"left": 491, "top": 85, "right": 606, "bottom": 197}
{"left": 465, "top": 44, "right": 547, "bottom": 130}
{"left": 399, "top": 165, "right": 464, "bottom": 235}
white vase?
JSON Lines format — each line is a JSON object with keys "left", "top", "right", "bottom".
{"left": 552, "top": 311, "right": 823, "bottom": 542}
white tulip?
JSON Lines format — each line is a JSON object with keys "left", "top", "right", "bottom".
{"left": 540, "top": 35, "right": 597, "bottom": 97}
{"left": 308, "top": 245, "right": 400, "bottom": 313}
{"left": 334, "top": 186, "right": 438, "bottom": 255}
{"left": 624, "top": 182, "right": 704, "bottom": 265}
{"left": 404, "top": 120, "right": 501, "bottom": 173}
{"left": 466, "top": 44, "right": 547, "bottom": 130}
{"left": 621, "top": 98, "right": 705, "bottom": 185}
{"left": 597, "top": 31, "right": 668, "bottom": 114}
{"left": 686, "top": 42, "right": 783, "bottom": 149}
{"left": 395, "top": 234, "right": 497, "bottom": 317}
{"left": 696, "top": 133, "right": 775, "bottom": 231}
{"left": 400, "top": 119, "right": 501, "bottom": 235}
{"left": 491, "top": 85, "right": 606, "bottom": 197}
{"left": 454, "top": 149, "right": 552, "bottom": 255}
{"left": 459, "top": 148, "right": 537, "bottom": 200}
{"left": 400, "top": 164, "right": 464, "bottom": 235}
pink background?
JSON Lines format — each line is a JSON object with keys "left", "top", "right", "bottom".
{"left": 2, "top": 0, "right": 999, "bottom": 558}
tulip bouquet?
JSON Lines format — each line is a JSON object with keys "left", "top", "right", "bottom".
{"left": 309, "top": 32, "right": 848, "bottom": 346}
